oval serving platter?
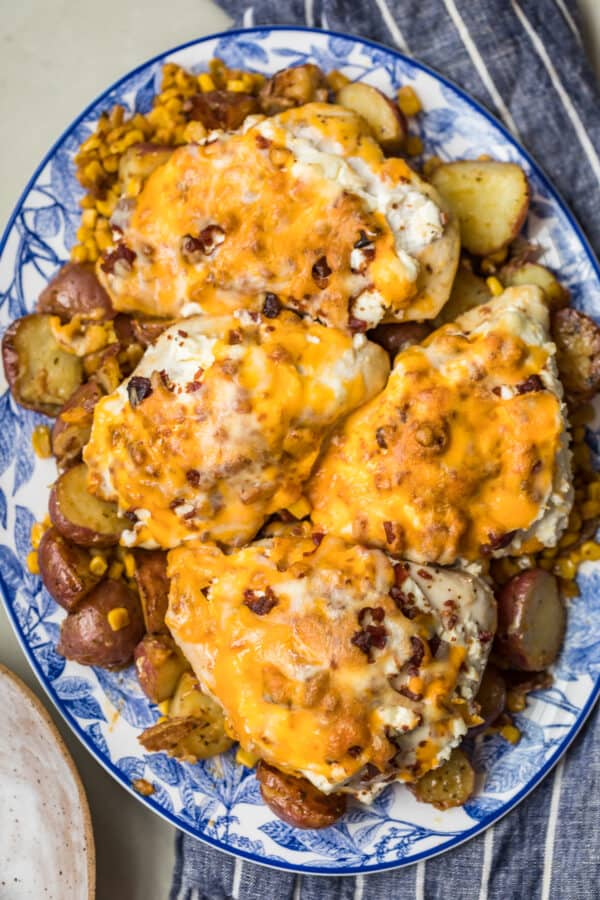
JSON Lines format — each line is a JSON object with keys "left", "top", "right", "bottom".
{"left": 1, "top": 26, "right": 600, "bottom": 876}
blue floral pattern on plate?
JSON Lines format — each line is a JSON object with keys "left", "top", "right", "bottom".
{"left": 0, "top": 26, "right": 599, "bottom": 875}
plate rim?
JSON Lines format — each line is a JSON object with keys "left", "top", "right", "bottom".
{"left": 1, "top": 24, "right": 600, "bottom": 877}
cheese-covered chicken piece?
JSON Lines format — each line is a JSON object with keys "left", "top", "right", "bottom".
{"left": 166, "top": 525, "right": 495, "bottom": 797}
{"left": 309, "top": 287, "right": 573, "bottom": 564}
{"left": 98, "top": 103, "right": 458, "bottom": 330}
{"left": 83, "top": 311, "right": 389, "bottom": 549}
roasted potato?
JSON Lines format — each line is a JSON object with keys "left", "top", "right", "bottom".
{"left": 113, "top": 314, "right": 173, "bottom": 349}
{"left": 169, "top": 671, "right": 211, "bottom": 718}
{"left": 49, "top": 463, "right": 126, "bottom": 547}
{"left": 2, "top": 314, "right": 83, "bottom": 416}
{"left": 57, "top": 579, "right": 144, "bottom": 668}
{"left": 186, "top": 90, "right": 259, "bottom": 131}
{"left": 51, "top": 381, "right": 103, "bottom": 470}
{"left": 118, "top": 143, "right": 174, "bottom": 185}
{"left": 259, "top": 64, "right": 328, "bottom": 115}
{"left": 436, "top": 266, "right": 491, "bottom": 325}
{"left": 552, "top": 307, "right": 600, "bottom": 405}
{"left": 83, "top": 343, "right": 123, "bottom": 394}
{"left": 494, "top": 569, "right": 565, "bottom": 671}
{"left": 256, "top": 761, "right": 347, "bottom": 829}
{"left": 134, "top": 550, "right": 170, "bottom": 633}
{"left": 470, "top": 665, "right": 506, "bottom": 735}
{"left": 411, "top": 748, "right": 475, "bottom": 810}
{"left": 37, "top": 262, "right": 114, "bottom": 321}
{"left": 368, "top": 322, "right": 431, "bottom": 358}
{"left": 499, "top": 262, "right": 569, "bottom": 311}
{"left": 431, "top": 161, "right": 530, "bottom": 256}
{"left": 336, "top": 82, "right": 407, "bottom": 155}
{"left": 134, "top": 634, "right": 188, "bottom": 703}
{"left": 38, "top": 527, "right": 101, "bottom": 611}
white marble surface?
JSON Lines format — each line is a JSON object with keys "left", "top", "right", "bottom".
{"left": 0, "top": 3, "right": 599, "bottom": 897}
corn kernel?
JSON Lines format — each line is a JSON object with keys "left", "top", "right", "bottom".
{"left": 506, "top": 692, "right": 526, "bottom": 713}
{"left": 571, "top": 404, "right": 595, "bottom": 426}
{"left": 107, "top": 606, "right": 130, "bottom": 631}
{"left": 561, "top": 580, "right": 580, "bottom": 598}
{"left": 125, "top": 177, "right": 142, "bottom": 198}
{"left": 108, "top": 561, "right": 124, "bottom": 580}
{"left": 81, "top": 208, "right": 98, "bottom": 229}
{"left": 580, "top": 541, "right": 600, "bottom": 561}
{"left": 227, "top": 78, "right": 247, "bottom": 93}
{"left": 573, "top": 426, "right": 586, "bottom": 444}
{"left": 538, "top": 558, "right": 554, "bottom": 571}
{"left": 500, "top": 724, "right": 521, "bottom": 744}
{"left": 325, "top": 70, "right": 350, "bottom": 92}
{"left": 287, "top": 497, "right": 311, "bottom": 519}
{"left": 405, "top": 135, "right": 423, "bottom": 156}
{"left": 123, "top": 552, "right": 136, "bottom": 579}
{"left": 31, "top": 425, "right": 52, "bottom": 458}
{"left": 30, "top": 521, "right": 46, "bottom": 550}
{"left": 157, "top": 699, "right": 170, "bottom": 716}
{"left": 581, "top": 500, "right": 600, "bottom": 520}
{"left": 558, "top": 532, "right": 578, "bottom": 550}
{"left": 96, "top": 230, "right": 113, "bottom": 252}
{"left": 84, "top": 237, "right": 99, "bottom": 263}
{"left": 96, "top": 198, "right": 116, "bottom": 218}
{"left": 89, "top": 555, "right": 108, "bottom": 576}
{"left": 397, "top": 85, "right": 422, "bottom": 117}
{"left": 486, "top": 276, "right": 504, "bottom": 297}
{"left": 183, "top": 121, "right": 207, "bottom": 143}
{"left": 157, "top": 715, "right": 168, "bottom": 724}
{"left": 198, "top": 73, "right": 216, "bottom": 92}
{"left": 236, "top": 747, "right": 259, "bottom": 768}
{"left": 83, "top": 160, "right": 105, "bottom": 183}
{"left": 553, "top": 557, "right": 577, "bottom": 579}
{"left": 26, "top": 550, "right": 40, "bottom": 575}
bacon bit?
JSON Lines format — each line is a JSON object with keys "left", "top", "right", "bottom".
{"left": 417, "top": 568, "right": 433, "bottom": 581}
{"left": 354, "top": 230, "right": 374, "bottom": 249}
{"left": 383, "top": 521, "right": 396, "bottom": 544}
{"left": 347, "top": 745, "right": 363, "bottom": 758}
{"left": 393, "top": 563, "right": 409, "bottom": 586}
{"left": 492, "top": 386, "right": 502, "bottom": 397}
{"left": 186, "top": 469, "right": 201, "bottom": 487}
{"left": 348, "top": 316, "right": 368, "bottom": 333}
{"left": 255, "top": 134, "right": 271, "bottom": 150}
{"left": 243, "top": 587, "right": 278, "bottom": 615}
{"left": 311, "top": 255, "right": 332, "bottom": 286}
{"left": 428, "top": 634, "right": 441, "bottom": 657}
{"left": 124, "top": 509, "right": 138, "bottom": 523}
{"left": 478, "top": 630, "right": 494, "bottom": 643}
{"left": 262, "top": 292, "right": 281, "bottom": 318}
{"left": 180, "top": 225, "right": 225, "bottom": 262}
{"left": 407, "top": 636, "right": 425, "bottom": 670}
{"left": 516, "top": 374, "right": 544, "bottom": 394}
{"left": 390, "top": 586, "right": 417, "bottom": 619}
{"left": 480, "top": 530, "right": 517, "bottom": 555}
{"left": 351, "top": 624, "right": 387, "bottom": 661}
{"left": 361, "top": 763, "right": 380, "bottom": 782}
{"left": 178, "top": 329, "right": 189, "bottom": 338}
{"left": 375, "top": 428, "right": 388, "bottom": 449}
{"left": 186, "top": 381, "right": 202, "bottom": 393}
{"left": 397, "top": 684, "right": 422, "bottom": 702}
{"left": 312, "top": 532, "right": 324, "bottom": 547}
{"left": 228, "top": 329, "right": 242, "bottom": 345}
{"left": 127, "top": 376, "right": 153, "bottom": 408}
{"left": 100, "top": 243, "right": 136, "bottom": 275}
{"left": 159, "top": 369, "right": 175, "bottom": 392}
{"left": 358, "top": 606, "right": 385, "bottom": 626}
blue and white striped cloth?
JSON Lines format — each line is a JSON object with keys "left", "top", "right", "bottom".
{"left": 171, "top": 3, "right": 600, "bottom": 897}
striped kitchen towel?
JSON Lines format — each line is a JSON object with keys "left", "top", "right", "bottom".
{"left": 172, "top": 3, "right": 600, "bottom": 898}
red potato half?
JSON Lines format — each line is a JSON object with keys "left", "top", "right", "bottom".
{"left": 256, "top": 761, "right": 347, "bottom": 829}
{"left": 469, "top": 665, "right": 507, "bottom": 736}
{"left": 38, "top": 527, "right": 100, "bottom": 611}
{"left": 133, "top": 550, "right": 170, "bottom": 633}
{"left": 49, "top": 463, "right": 126, "bottom": 547}
{"left": 37, "top": 262, "right": 114, "bottom": 321}
{"left": 499, "top": 262, "right": 569, "bottom": 311}
{"left": 57, "top": 579, "right": 144, "bottom": 669}
{"left": 134, "top": 634, "right": 189, "bottom": 704}
{"left": 494, "top": 569, "right": 566, "bottom": 671}
{"left": 51, "top": 380, "right": 103, "bottom": 470}
{"left": 336, "top": 82, "right": 407, "bottom": 154}
{"left": 368, "top": 322, "right": 431, "bottom": 359}
{"left": 552, "top": 307, "right": 600, "bottom": 406}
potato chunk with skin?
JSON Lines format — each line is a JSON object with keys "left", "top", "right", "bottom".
{"left": 38, "top": 527, "right": 101, "bottom": 611}
{"left": 499, "top": 262, "right": 569, "bottom": 311}
{"left": 259, "top": 64, "right": 328, "bottom": 115}
{"left": 134, "top": 550, "right": 170, "bottom": 633}
{"left": 37, "top": 262, "right": 114, "bottom": 321}
{"left": 494, "top": 569, "right": 565, "bottom": 671}
{"left": 256, "top": 761, "right": 347, "bottom": 830}
{"left": 431, "top": 161, "right": 530, "bottom": 256}
{"left": 49, "top": 463, "right": 127, "bottom": 547}
{"left": 134, "top": 634, "right": 189, "bottom": 703}
{"left": 552, "top": 307, "right": 600, "bottom": 405}
{"left": 436, "top": 266, "right": 491, "bottom": 325}
{"left": 336, "top": 82, "right": 407, "bottom": 155}
{"left": 51, "top": 381, "right": 103, "bottom": 470}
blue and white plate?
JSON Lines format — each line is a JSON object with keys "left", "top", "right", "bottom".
{"left": 1, "top": 26, "right": 599, "bottom": 875}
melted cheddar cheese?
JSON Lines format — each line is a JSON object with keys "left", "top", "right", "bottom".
{"left": 309, "top": 287, "right": 573, "bottom": 564}
{"left": 83, "top": 311, "right": 389, "bottom": 549}
{"left": 166, "top": 525, "right": 495, "bottom": 795}
{"left": 98, "top": 103, "right": 458, "bottom": 329}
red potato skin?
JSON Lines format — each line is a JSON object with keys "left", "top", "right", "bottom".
{"left": 256, "top": 762, "right": 346, "bottom": 829}
{"left": 48, "top": 465, "right": 124, "bottom": 548}
{"left": 134, "top": 634, "right": 189, "bottom": 703}
{"left": 186, "top": 90, "right": 259, "bottom": 130}
{"left": 51, "top": 381, "right": 103, "bottom": 470}
{"left": 134, "top": 550, "right": 170, "bottom": 633}
{"left": 37, "top": 262, "right": 115, "bottom": 321}
{"left": 469, "top": 665, "right": 506, "bottom": 736}
{"left": 57, "top": 579, "right": 144, "bottom": 669}
{"left": 38, "top": 527, "right": 100, "bottom": 611}
{"left": 494, "top": 569, "right": 566, "bottom": 671}
{"left": 368, "top": 322, "right": 431, "bottom": 358}
{"left": 1, "top": 316, "right": 69, "bottom": 417}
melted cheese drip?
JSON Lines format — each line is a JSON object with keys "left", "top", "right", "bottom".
{"left": 166, "top": 526, "right": 495, "bottom": 794}
{"left": 97, "top": 103, "right": 447, "bottom": 329}
{"left": 309, "top": 288, "right": 572, "bottom": 564}
{"left": 83, "top": 312, "right": 389, "bottom": 549}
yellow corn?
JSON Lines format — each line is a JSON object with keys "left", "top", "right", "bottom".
{"left": 31, "top": 425, "right": 52, "bottom": 459}
{"left": 287, "top": 497, "right": 311, "bottom": 520}
{"left": 95, "top": 230, "right": 113, "bottom": 252}
{"left": 405, "top": 135, "right": 423, "bottom": 157}
{"left": 183, "top": 121, "right": 207, "bottom": 143}
{"left": 83, "top": 160, "right": 105, "bottom": 183}
{"left": 326, "top": 70, "right": 350, "bottom": 92}
{"left": 580, "top": 541, "right": 600, "bottom": 562}
{"left": 26, "top": 551, "right": 40, "bottom": 575}
{"left": 107, "top": 606, "right": 130, "bottom": 631}
{"left": 558, "top": 532, "right": 578, "bottom": 550}
{"left": 70, "top": 244, "right": 87, "bottom": 263}
{"left": 486, "top": 276, "right": 504, "bottom": 297}
{"left": 227, "top": 78, "right": 247, "bottom": 93}
{"left": 123, "top": 552, "right": 136, "bottom": 579}
{"left": 95, "top": 198, "right": 116, "bottom": 218}
{"left": 157, "top": 700, "right": 170, "bottom": 716}
{"left": 397, "top": 85, "right": 422, "bottom": 117}
{"left": 125, "top": 177, "right": 142, "bottom": 199}
{"left": 561, "top": 579, "right": 580, "bottom": 598}
{"left": 571, "top": 404, "right": 595, "bottom": 426}
{"left": 581, "top": 500, "right": 600, "bottom": 520}
{"left": 81, "top": 208, "right": 98, "bottom": 229}
{"left": 553, "top": 557, "right": 577, "bottom": 580}
{"left": 198, "top": 72, "right": 216, "bottom": 92}
{"left": 506, "top": 691, "right": 526, "bottom": 713}
{"left": 500, "top": 724, "right": 521, "bottom": 744}
{"left": 236, "top": 747, "right": 259, "bottom": 768}
{"left": 588, "top": 482, "right": 600, "bottom": 503}
{"left": 30, "top": 521, "right": 46, "bottom": 550}
{"left": 108, "top": 560, "right": 124, "bottom": 580}
{"left": 89, "top": 555, "right": 108, "bottom": 576}
{"left": 83, "top": 237, "right": 99, "bottom": 263}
